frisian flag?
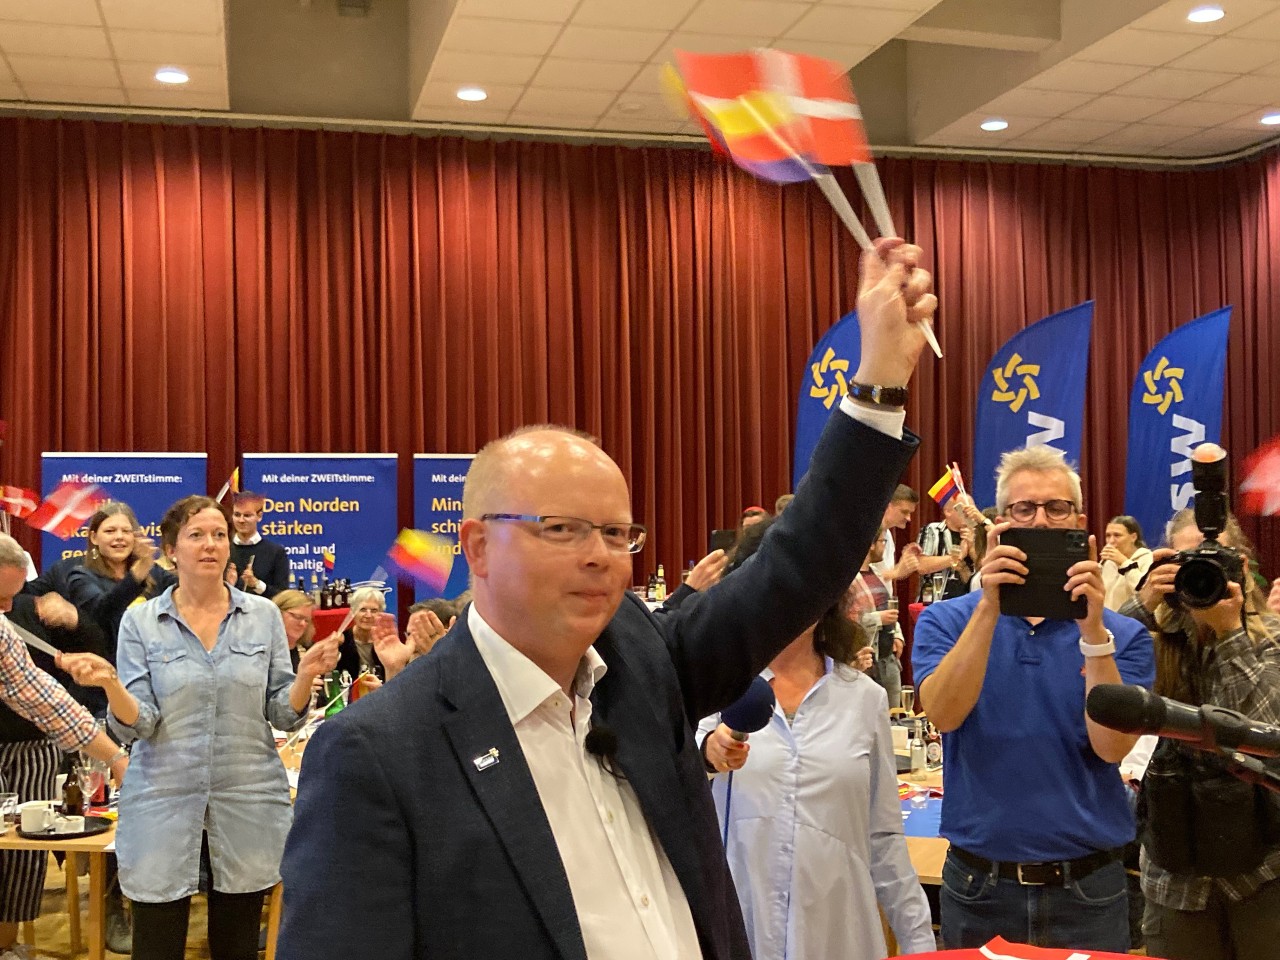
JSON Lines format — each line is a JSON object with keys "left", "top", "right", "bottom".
{"left": 385, "top": 529, "right": 455, "bottom": 598}
{"left": 27, "top": 481, "right": 108, "bottom": 539}
{"left": 672, "top": 48, "right": 871, "bottom": 184}
{"left": 928, "top": 468, "right": 958, "bottom": 508}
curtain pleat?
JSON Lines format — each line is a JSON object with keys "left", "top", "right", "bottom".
{"left": 2, "top": 116, "right": 1278, "bottom": 576}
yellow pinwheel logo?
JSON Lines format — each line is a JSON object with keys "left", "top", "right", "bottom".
{"left": 809, "top": 347, "right": 850, "bottom": 409}
{"left": 1141, "top": 356, "right": 1185, "bottom": 415}
{"left": 991, "top": 353, "right": 1041, "bottom": 413}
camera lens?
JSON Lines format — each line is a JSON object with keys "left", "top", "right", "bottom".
{"left": 1174, "top": 557, "right": 1228, "bottom": 609}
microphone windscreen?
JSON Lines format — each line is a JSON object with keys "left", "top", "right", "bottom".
{"left": 721, "top": 676, "right": 776, "bottom": 735}
{"left": 1086, "top": 683, "right": 1165, "bottom": 734}
{"left": 584, "top": 725, "right": 619, "bottom": 760}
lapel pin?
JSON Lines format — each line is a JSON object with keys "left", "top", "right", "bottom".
{"left": 472, "top": 748, "right": 500, "bottom": 771}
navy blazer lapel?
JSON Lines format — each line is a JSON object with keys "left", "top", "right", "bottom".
{"left": 437, "top": 627, "right": 588, "bottom": 960}
{"left": 591, "top": 628, "right": 708, "bottom": 928}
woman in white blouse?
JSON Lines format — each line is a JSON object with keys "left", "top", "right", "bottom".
{"left": 1100, "top": 515, "right": 1154, "bottom": 611}
{"left": 698, "top": 519, "right": 934, "bottom": 960}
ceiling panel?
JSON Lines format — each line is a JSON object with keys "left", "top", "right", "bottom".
{"left": 515, "top": 86, "right": 620, "bottom": 115}
{"left": 98, "top": 0, "right": 224, "bottom": 35}
{"left": 20, "top": 82, "right": 126, "bottom": 105}
{"left": 443, "top": 18, "right": 564, "bottom": 57}
{"left": 1112, "top": 67, "right": 1236, "bottom": 99}
{"left": 0, "top": 22, "right": 110, "bottom": 58}
{"left": 1023, "top": 60, "right": 1151, "bottom": 94}
{"left": 458, "top": 0, "right": 581, "bottom": 21}
{"left": 572, "top": 0, "right": 700, "bottom": 31}
{"left": 1064, "top": 94, "right": 1181, "bottom": 123}
{"left": 427, "top": 51, "right": 545, "bottom": 87}
{"left": 1196, "top": 72, "right": 1280, "bottom": 103}
{"left": 0, "top": 0, "right": 101, "bottom": 27}
{"left": 6, "top": 54, "right": 118, "bottom": 87}
{"left": 1167, "top": 36, "right": 1280, "bottom": 73}
{"left": 552, "top": 25, "right": 669, "bottom": 61}
{"left": 1135, "top": 0, "right": 1279, "bottom": 35}
{"left": 783, "top": 5, "right": 921, "bottom": 44}
{"left": 680, "top": 0, "right": 810, "bottom": 36}
{"left": 981, "top": 87, "right": 1100, "bottom": 118}
{"left": 531, "top": 58, "right": 643, "bottom": 90}
{"left": 1076, "top": 29, "right": 1210, "bottom": 67}
{"left": 108, "top": 30, "right": 227, "bottom": 67}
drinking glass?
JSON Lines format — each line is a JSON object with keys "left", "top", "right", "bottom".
{"left": 931, "top": 572, "right": 948, "bottom": 601}
{"left": 900, "top": 686, "right": 915, "bottom": 715}
{"left": 77, "top": 753, "right": 108, "bottom": 809}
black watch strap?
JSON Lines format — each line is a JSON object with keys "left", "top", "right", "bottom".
{"left": 848, "top": 381, "right": 908, "bottom": 407}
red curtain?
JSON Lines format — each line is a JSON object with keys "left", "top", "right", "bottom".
{"left": 1, "top": 117, "right": 1277, "bottom": 576}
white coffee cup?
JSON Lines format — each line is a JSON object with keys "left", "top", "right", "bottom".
{"left": 54, "top": 773, "right": 67, "bottom": 800}
{"left": 19, "top": 801, "right": 54, "bottom": 833}
{"left": 54, "top": 815, "right": 84, "bottom": 834}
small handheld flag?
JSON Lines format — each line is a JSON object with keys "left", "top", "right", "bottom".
{"left": 0, "top": 486, "right": 39, "bottom": 519}
{"left": 385, "top": 529, "right": 455, "bottom": 598}
{"left": 27, "top": 481, "right": 108, "bottom": 540}
{"left": 1240, "top": 436, "right": 1280, "bottom": 516}
{"left": 322, "top": 547, "right": 336, "bottom": 572}
{"left": 214, "top": 467, "right": 240, "bottom": 503}
{"left": 928, "top": 468, "right": 958, "bottom": 507}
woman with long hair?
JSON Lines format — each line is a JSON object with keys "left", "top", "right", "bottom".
{"left": 1121, "top": 510, "right": 1280, "bottom": 958}
{"left": 1100, "top": 515, "right": 1154, "bottom": 611}
{"left": 697, "top": 519, "right": 932, "bottom": 960}
{"left": 67, "top": 502, "right": 175, "bottom": 657}
{"left": 59, "top": 495, "right": 341, "bottom": 960}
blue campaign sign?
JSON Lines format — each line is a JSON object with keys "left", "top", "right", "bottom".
{"left": 793, "top": 310, "right": 860, "bottom": 491}
{"left": 241, "top": 454, "right": 399, "bottom": 607}
{"left": 40, "top": 453, "right": 208, "bottom": 565}
{"left": 413, "top": 454, "right": 475, "bottom": 600}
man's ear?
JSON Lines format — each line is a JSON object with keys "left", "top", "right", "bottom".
{"left": 1077, "top": 513, "right": 1088, "bottom": 531}
{"left": 459, "top": 518, "right": 488, "bottom": 578}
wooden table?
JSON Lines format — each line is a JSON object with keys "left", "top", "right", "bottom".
{"left": 0, "top": 821, "right": 115, "bottom": 960}
{"left": 898, "top": 756, "right": 948, "bottom": 885}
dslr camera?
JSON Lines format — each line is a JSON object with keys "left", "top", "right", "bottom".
{"left": 1170, "top": 443, "right": 1245, "bottom": 609}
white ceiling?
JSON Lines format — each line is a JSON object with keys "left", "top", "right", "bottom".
{"left": 1, "top": 0, "right": 1279, "bottom": 163}
{"left": 0, "top": 0, "right": 228, "bottom": 110}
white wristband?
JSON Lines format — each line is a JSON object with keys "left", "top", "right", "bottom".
{"left": 1079, "top": 630, "right": 1116, "bottom": 657}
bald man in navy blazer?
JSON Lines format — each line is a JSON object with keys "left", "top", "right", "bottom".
{"left": 279, "top": 239, "right": 937, "bottom": 960}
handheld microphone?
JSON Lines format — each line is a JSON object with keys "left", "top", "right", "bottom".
{"left": 720, "top": 676, "right": 776, "bottom": 741}
{"left": 1085, "top": 683, "right": 1280, "bottom": 758}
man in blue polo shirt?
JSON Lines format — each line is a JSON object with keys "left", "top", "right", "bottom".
{"left": 913, "top": 446, "right": 1154, "bottom": 953}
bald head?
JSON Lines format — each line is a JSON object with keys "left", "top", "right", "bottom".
{"left": 0, "top": 534, "right": 28, "bottom": 572}
{"left": 463, "top": 425, "right": 617, "bottom": 519}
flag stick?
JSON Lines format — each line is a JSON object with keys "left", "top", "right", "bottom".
{"left": 214, "top": 479, "right": 231, "bottom": 502}
{"left": 853, "top": 162, "right": 895, "bottom": 237}
{"left": 951, "top": 461, "right": 994, "bottom": 528}
{"left": 734, "top": 96, "right": 942, "bottom": 359}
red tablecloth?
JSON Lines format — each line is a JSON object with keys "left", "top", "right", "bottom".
{"left": 311, "top": 607, "right": 350, "bottom": 640}
{"left": 894, "top": 938, "right": 1157, "bottom": 960}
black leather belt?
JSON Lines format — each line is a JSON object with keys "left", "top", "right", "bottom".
{"left": 950, "top": 845, "right": 1122, "bottom": 886}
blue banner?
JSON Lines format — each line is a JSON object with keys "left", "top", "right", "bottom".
{"left": 242, "top": 454, "right": 399, "bottom": 607}
{"left": 412, "top": 454, "right": 474, "bottom": 600}
{"left": 1123, "top": 307, "right": 1231, "bottom": 548}
{"left": 793, "top": 310, "right": 861, "bottom": 490}
{"left": 972, "top": 302, "right": 1094, "bottom": 509}
{"left": 40, "top": 453, "right": 207, "bottom": 566}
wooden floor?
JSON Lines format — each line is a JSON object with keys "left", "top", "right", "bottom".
{"left": 26, "top": 854, "right": 213, "bottom": 959}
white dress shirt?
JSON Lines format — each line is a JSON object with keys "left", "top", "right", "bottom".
{"left": 469, "top": 606, "right": 703, "bottom": 960}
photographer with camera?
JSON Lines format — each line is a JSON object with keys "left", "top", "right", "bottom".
{"left": 912, "top": 447, "right": 1154, "bottom": 952}
{"left": 1118, "top": 445, "right": 1280, "bottom": 960}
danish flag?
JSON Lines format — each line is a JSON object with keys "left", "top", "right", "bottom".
{"left": 897, "top": 935, "right": 1151, "bottom": 959}
{"left": 27, "top": 481, "right": 108, "bottom": 539}
{"left": 0, "top": 486, "right": 38, "bottom": 519}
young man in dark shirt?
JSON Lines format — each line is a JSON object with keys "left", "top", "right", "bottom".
{"left": 229, "top": 491, "right": 291, "bottom": 598}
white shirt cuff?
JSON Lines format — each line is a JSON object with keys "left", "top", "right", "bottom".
{"left": 253, "top": 580, "right": 267, "bottom": 594}
{"left": 839, "top": 394, "right": 906, "bottom": 439}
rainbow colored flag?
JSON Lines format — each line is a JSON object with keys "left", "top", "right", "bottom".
{"left": 928, "top": 468, "right": 958, "bottom": 507}
{"left": 322, "top": 547, "right": 336, "bottom": 572}
{"left": 385, "top": 528, "right": 454, "bottom": 597}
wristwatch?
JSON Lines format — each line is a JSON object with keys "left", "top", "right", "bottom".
{"left": 847, "top": 381, "right": 908, "bottom": 407}
{"left": 1079, "top": 630, "right": 1116, "bottom": 657}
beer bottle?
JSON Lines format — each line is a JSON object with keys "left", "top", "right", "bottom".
{"left": 63, "top": 770, "right": 84, "bottom": 817}
{"left": 309, "top": 572, "right": 320, "bottom": 606}
{"left": 324, "top": 670, "right": 345, "bottom": 717}
{"left": 925, "top": 721, "right": 943, "bottom": 770}
{"left": 654, "top": 564, "right": 667, "bottom": 602}
{"left": 910, "top": 720, "right": 927, "bottom": 779}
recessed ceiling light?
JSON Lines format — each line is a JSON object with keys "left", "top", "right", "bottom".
{"left": 980, "top": 118, "right": 1009, "bottom": 132}
{"left": 1187, "top": 5, "right": 1225, "bottom": 23}
{"left": 1261, "top": 112, "right": 1280, "bottom": 125}
{"left": 456, "top": 87, "right": 487, "bottom": 102}
{"left": 154, "top": 67, "right": 189, "bottom": 85}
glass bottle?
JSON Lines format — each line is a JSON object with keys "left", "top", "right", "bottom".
{"left": 654, "top": 564, "right": 667, "bottom": 602}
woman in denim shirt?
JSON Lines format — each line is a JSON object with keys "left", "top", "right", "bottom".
{"left": 62, "top": 496, "right": 340, "bottom": 960}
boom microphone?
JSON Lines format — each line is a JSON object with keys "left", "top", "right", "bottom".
{"left": 1086, "top": 683, "right": 1280, "bottom": 758}
{"left": 720, "top": 676, "right": 777, "bottom": 741}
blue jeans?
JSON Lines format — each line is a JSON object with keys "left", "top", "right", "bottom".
{"left": 941, "top": 850, "right": 1130, "bottom": 952}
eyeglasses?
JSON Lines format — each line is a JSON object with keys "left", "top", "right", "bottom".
{"left": 481, "top": 514, "right": 647, "bottom": 553}
{"left": 1006, "top": 499, "right": 1077, "bottom": 523}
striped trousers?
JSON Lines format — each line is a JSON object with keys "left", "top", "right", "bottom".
{"left": 0, "top": 740, "right": 60, "bottom": 923}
